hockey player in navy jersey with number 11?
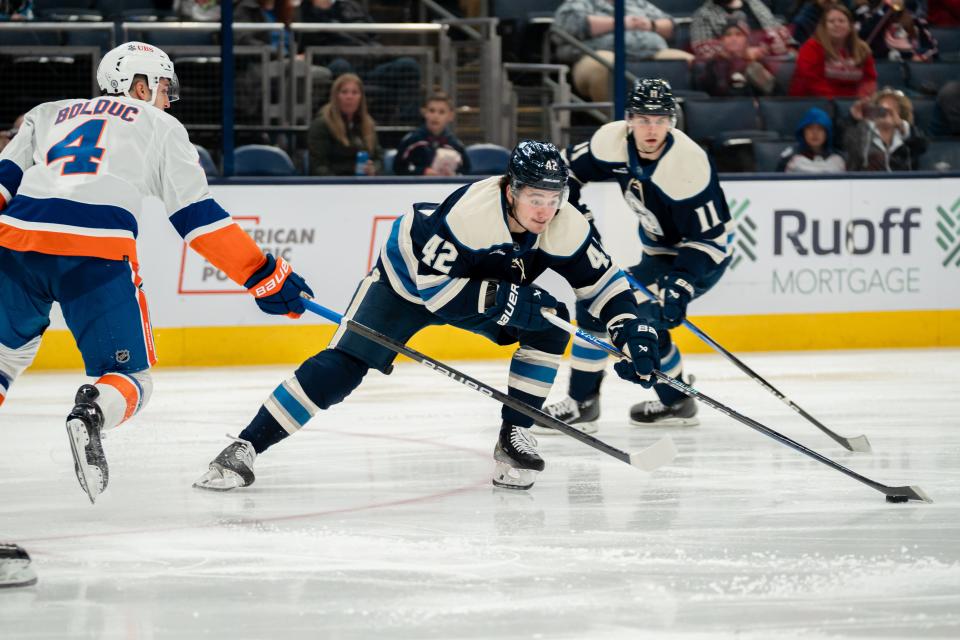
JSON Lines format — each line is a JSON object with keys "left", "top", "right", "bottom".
{"left": 194, "top": 141, "right": 661, "bottom": 492}
{"left": 542, "top": 78, "right": 733, "bottom": 434}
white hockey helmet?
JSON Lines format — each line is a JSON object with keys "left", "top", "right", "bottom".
{"left": 97, "top": 41, "right": 180, "bottom": 105}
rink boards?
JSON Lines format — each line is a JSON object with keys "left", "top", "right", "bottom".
{"left": 32, "top": 174, "right": 960, "bottom": 369}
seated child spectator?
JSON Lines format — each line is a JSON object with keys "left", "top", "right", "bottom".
{"left": 695, "top": 17, "right": 778, "bottom": 95}
{"left": 777, "top": 107, "right": 847, "bottom": 172}
{"left": 394, "top": 93, "right": 471, "bottom": 176}
{"left": 789, "top": 3, "right": 878, "bottom": 97}
{"left": 844, "top": 87, "right": 928, "bottom": 170}
{"left": 308, "top": 73, "right": 383, "bottom": 176}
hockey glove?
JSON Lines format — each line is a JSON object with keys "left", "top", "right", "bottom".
{"left": 609, "top": 317, "right": 659, "bottom": 388}
{"left": 658, "top": 273, "right": 695, "bottom": 329}
{"left": 486, "top": 282, "right": 558, "bottom": 332}
{"left": 245, "top": 253, "right": 314, "bottom": 318}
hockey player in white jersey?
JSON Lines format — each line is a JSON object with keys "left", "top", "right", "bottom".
{"left": 0, "top": 42, "right": 314, "bottom": 503}
{"left": 194, "top": 141, "right": 660, "bottom": 492}
{"left": 541, "top": 79, "right": 733, "bottom": 434}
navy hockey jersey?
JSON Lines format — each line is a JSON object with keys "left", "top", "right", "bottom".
{"left": 376, "top": 176, "right": 638, "bottom": 326}
{"left": 565, "top": 122, "right": 733, "bottom": 282}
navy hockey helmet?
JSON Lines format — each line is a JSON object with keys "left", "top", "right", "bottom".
{"left": 626, "top": 78, "right": 677, "bottom": 122}
{"left": 507, "top": 140, "right": 568, "bottom": 194}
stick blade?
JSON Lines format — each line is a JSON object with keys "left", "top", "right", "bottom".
{"left": 886, "top": 485, "right": 933, "bottom": 504}
{"left": 628, "top": 435, "right": 677, "bottom": 472}
{"left": 843, "top": 434, "right": 872, "bottom": 453}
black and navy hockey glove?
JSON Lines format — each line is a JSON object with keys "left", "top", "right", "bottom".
{"left": 245, "top": 253, "right": 314, "bottom": 318}
{"left": 609, "top": 317, "right": 659, "bottom": 388}
{"left": 658, "top": 273, "right": 695, "bottom": 329}
{"left": 486, "top": 282, "right": 558, "bottom": 332}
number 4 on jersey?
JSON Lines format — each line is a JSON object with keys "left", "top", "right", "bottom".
{"left": 47, "top": 119, "right": 107, "bottom": 175}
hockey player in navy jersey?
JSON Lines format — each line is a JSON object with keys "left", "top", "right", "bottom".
{"left": 541, "top": 78, "right": 732, "bottom": 434}
{"left": 194, "top": 141, "right": 660, "bottom": 491}
{"left": 0, "top": 42, "right": 313, "bottom": 503}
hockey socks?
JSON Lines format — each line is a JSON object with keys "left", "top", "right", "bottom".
{"left": 240, "top": 349, "right": 369, "bottom": 453}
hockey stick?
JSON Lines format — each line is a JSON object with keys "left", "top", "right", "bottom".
{"left": 541, "top": 310, "right": 931, "bottom": 504}
{"left": 302, "top": 299, "right": 677, "bottom": 472}
{"left": 625, "top": 273, "right": 871, "bottom": 453}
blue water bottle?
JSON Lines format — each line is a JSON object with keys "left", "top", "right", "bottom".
{"left": 355, "top": 150, "right": 369, "bottom": 176}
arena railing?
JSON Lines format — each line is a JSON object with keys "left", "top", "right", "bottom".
{"left": 501, "top": 63, "right": 571, "bottom": 147}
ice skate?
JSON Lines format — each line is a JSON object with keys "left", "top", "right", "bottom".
{"left": 65, "top": 384, "right": 108, "bottom": 504}
{"left": 533, "top": 392, "right": 600, "bottom": 435}
{"left": 0, "top": 544, "right": 37, "bottom": 588}
{"left": 493, "top": 423, "right": 544, "bottom": 490}
{"left": 193, "top": 435, "right": 257, "bottom": 491}
{"left": 629, "top": 396, "right": 699, "bottom": 427}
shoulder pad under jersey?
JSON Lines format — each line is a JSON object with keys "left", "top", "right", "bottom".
{"left": 650, "top": 129, "right": 713, "bottom": 202}
{"left": 443, "top": 176, "right": 513, "bottom": 251}
{"left": 588, "top": 121, "right": 629, "bottom": 164}
{"left": 537, "top": 202, "right": 591, "bottom": 258}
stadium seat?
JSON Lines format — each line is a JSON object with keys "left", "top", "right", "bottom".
{"left": 906, "top": 62, "right": 960, "bottom": 97}
{"left": 752, "top": 139, "right": 793, "bottom": 172}
{"left": 195, "top": 144, "right": 218, "bottom": 178}
{"left": 910, "top": 97, "right": 937, "bottom": 133}
{"left": 918, "top": 139, "right": 960, "bottom": 171}
{"left": 627, "top": 59, "right": 692, "bottom": 92}
{"left": 768, "top": 58, "right": 795, "bottom": 95}
{"left": 0, "top": 29, "right": 60, "bottom": 46}
{"left": 682, "top": 97, "right": 760, "bottom": 144}
{"left": 875, "top": 61, "right": 907, "bottom": 90}
{"left": 94, "top": 0, "right": 154, "bottom": 19}
{"left": 466, "top": 143, "right": 511, "bottom": 175}
{"left": 930, "top": 27, "right": 960, "bottom": 60}
{"left": 491, "top": 0, "right": 556, "bottom": 62}
{"left": 758, "top": 97, "right": 832, "bottom": 139}
{"left": 383, "top": 148, "right": 397, "bottom": 176}
{"left": 234, "top": 145, "right": 296, "bottom": 177}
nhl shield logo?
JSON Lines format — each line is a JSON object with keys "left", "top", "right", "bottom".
{"left": 115, "top": 349, "right": 130, "bottom": 364}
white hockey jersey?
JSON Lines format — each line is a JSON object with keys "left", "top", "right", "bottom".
{"left": 0, "top": 96, "right": 263, "bottom": 283}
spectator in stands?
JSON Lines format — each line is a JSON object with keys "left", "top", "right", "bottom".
{"left": 845, "top": 87, "right": 928, "bottom": 169}
{"left": 1, "top": 1, "right": 32, "bottom": 20}
{"left": 930, "top": 80, "right": 960, "bottom": 134}
{"left": 854, "top": 0, "right": 939, "bottom": 61}
{"left": 691, "top": 0, "right": 795, "bottom": 60}
{"left": 0, "top": 115, "right": 24, "bottom": 153}
{"left": 235, "top": 0, "right": 295, "bottom": 53}
{"left": 927, "top": 0, "right": 960, "bottom": 25}
{"left": 394, "top": 93, "right": 471, "bottom": 176}
{"left": 788, "top": 0, "right": 834, "bottom": 45}
{"left": 308, "top": 73, "right": 383, "bottom": 176}
{"left": 789, "top": 4, "right": 878, "bottom": 97}
{"left": 178, "top": 0, "right": 219, "bottom": 21}
{"left": 553, "top": 0, "right": 694, "bottom": 102}
{"left": 297, "top": 0, "right": 422, "bottom": 122}
{"left": 694, "top": 17, "right": 779, "bottom": 95}
{"left": 777, "top": 106, "right": 847, "bottom": 171}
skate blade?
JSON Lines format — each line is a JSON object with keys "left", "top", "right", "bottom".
{"left": 629, "top": 416, "right": 699, "bottom": 428}
{"left": 193, "top": 466, "right": 245, "bottom": 492}
{"left": 492, "top": 461, "right": 537, "bottom": 490}
{"left": 66, "top": 418, "right": 103, "bottom": 504}
{"left": 531, "top": 421, "right": 598, "bottom": 436}
{"left": 0, "top": 561, "right": 38, "bottom": 589}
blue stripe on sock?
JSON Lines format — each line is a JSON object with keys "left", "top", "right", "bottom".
{"left": 572, "top": 343, "right": 608, "bottom": 361}
{"left": 510, "top": 360, "right": 558, "bottom": 384}
{"left": 661, "top": 347, "right": 681, "bottom": 373}
{"left": 272, "top": 383, "right": 312, "bottom": 427}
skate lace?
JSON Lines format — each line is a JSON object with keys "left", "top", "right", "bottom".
{"left": 545, "top": 397, "right": 578, "bottom": 420}
{"left": 509, "top": 428, "right": 539, "bottom": 455}
{"left": 642, "top": 400, "right": 666, "bottom": 415}
{"left": 225, "top": 433, "right": 256, "bottom": 466}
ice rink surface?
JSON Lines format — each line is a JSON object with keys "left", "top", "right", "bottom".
{"left": 1, "top": 348, "right": 958, "bottom": 639}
